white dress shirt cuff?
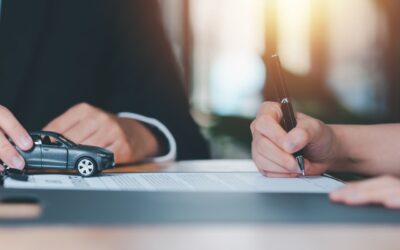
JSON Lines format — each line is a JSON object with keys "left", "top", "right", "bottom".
{"left": 118, "top": 112, "right": 177, "bottom": 163}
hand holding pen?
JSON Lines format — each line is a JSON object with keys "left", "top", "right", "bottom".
{"left": 268, "top": 55, "right": 305, "bottom": 175}
{"left": 250, "top": 55, "right": 339, "bottom": 177}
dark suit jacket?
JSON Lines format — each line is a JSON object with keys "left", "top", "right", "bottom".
{"left": 0, "top": 0, "right": 209, "bottom": 160}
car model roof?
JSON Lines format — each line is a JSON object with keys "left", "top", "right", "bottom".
{"left": 30, "top": 131, "right": 64, "bottom": 138}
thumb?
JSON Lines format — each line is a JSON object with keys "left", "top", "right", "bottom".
{"left": 282, "top": 127, "right": 310, "bottom": 153}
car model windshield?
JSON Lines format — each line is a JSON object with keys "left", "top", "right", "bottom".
{"left": 41, "top": 134, "right": 76, "bottom": 147}
{"left": 58, "top": 136, "right": 77, "bottom": 147}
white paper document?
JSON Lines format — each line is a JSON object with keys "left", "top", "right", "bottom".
{"left": 4, "top": 173, "right": 344, "bottom": 193}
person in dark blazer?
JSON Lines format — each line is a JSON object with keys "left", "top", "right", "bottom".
{"left": 0, "top": 0, "right": 209, "bottom": 170}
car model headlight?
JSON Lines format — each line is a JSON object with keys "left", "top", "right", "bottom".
{"left": 97, "top": 153, "right": 109, "bottom": 158}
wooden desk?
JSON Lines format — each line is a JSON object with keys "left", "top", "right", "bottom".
{"left": 1, "top": 160, "right": 400, "bottom": 250}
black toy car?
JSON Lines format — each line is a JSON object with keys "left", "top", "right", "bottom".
{"left": 13, "top": 131, "right": 115, "bottom": 177}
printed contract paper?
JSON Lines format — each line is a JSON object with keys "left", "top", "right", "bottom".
{"left": 4, "top": 173, "right": 343, "bottom": 193}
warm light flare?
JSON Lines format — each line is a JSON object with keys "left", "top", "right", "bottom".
{"left": 277, "top": 0, "right": 311, "bottom": 75}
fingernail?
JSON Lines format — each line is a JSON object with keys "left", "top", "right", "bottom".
{"left": 11, "top": 155, "right": 25, "bottom": 169}
{"left": 19, "top": 134, "right": 32, "bottom": 149}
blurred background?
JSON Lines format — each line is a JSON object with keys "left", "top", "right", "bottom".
{"left": 158, "top": 0, "right": 400, "bottom": 159}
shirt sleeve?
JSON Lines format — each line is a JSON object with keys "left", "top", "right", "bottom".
{"left": 118, "top": 112, "right": 177, "bottom": 163}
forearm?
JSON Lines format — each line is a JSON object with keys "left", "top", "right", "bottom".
{"left": 329, "top": 124, "right": 400, "bottom": 176}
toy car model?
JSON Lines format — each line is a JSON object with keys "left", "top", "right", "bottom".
{"left": 14, "top": 131, "right": 115, "bottom": 177}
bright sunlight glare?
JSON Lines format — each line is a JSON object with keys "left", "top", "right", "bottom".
{"left": 277, "top": 0, "right": 311, "bottom": 75}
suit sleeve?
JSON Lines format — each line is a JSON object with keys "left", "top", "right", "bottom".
{"left": 105, "top": 0, "right": 209, "bottom": 160}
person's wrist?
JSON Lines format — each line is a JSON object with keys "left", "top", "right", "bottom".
{"left": 326, "top": 125, "right": 350, "bottom": 172}
{"left": 140, "top": 122, "right": 170, "bottom": 156}
{"left": 120, "top": 118, "right": 160, "bottom": 159}
{"left": 135, "top": 121, "right": 160, "bottom": 158}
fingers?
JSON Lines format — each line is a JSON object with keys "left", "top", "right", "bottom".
{"left": 0, "top": 131, "right": 25, "bottom": 170}
{"left": 252, "top": 134, "right": 300, "bottom": 174}
{"left": 254, "top": 154, "right": 298, "bottom": 178}
{"left": 79, "top": 114, "right": 126, "bottom": 148}
{"left": 283, "top": 114, "right": 321, "bottom": 153}
{"left": 251, "top": 114, "right": 287, "bottom": 149}
{"left": 251, "top": 102, "right": 319, "bottom": 155}
{"left": 256, "top": 101, "right": 283, "bottom": 121}
{"left": 81, "top": 127, "right": 115, "bottom": 148}
{"left": 251, "top": 102, "right": 331, "bottom": 178}
{"left": 251, "top": 102, "right": 312, "bottom": 176}
{"left": 330, "top": 176, "right": 400, "bottom": 209}
{"left": 44, "top": 102, "right": 114, "bottom": 146}
{"left": 303, "top": 159, "right": 327, "bottom": 176}
{"left": 62, "top": 118, "right": 99, "bottom": 144}
{"left": 0, "top": 105, "right": 32, "bottom": 170}
{"left": 44, "top": 103, "right": 92, "bottom": 133}
{"left": 44, "top": 103, "right": 142, "bottom": 164}
{"left": 251, "top": 102, "right": 285, "bottom": 145}
{"left": 260, "top": 169, "right": 298, "bottom": 178}
{"left": 108, "top": 140, "right": 134, "bottom": 163}
{"left": 0, "top": 106, "right": 32, "bottom": 151}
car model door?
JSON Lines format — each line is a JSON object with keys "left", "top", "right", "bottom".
{"left": 41, "top": 135, "right": 68, "bottom": 169}
{"left": 19, "top": 136, "right": 43, "bottom": 168}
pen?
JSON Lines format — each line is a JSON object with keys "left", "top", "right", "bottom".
{"left": 268, "top": 54, "right": 305, "bottom": 176}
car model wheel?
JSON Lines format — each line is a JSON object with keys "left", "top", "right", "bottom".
{"left": 76, "top": 157, "right": 97, "bottom": 177}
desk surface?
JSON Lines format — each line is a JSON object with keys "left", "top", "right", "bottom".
{"left": 1, "top": 160, "right": 400, "bottom": 250}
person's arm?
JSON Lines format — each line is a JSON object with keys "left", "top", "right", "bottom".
{"left": 43, "top": 103, "right": 160, "bottom": 164}
{"left": 118, "top": 112, "right": 177, "bottom": 163}
{"left": 251, "top": 101, "right": 400, "bottom": 177}
{"left": 45, "top": 1, "right": 209, "bottom": 163}
{"left": 322, "top": 126, "right": 400, "bottom": 209}
{"left": 251, "top": 101, "right": 400, "bottom": 209}
{"left": 106, "top": 0, "right": 209, "bottom": 160}
{"left": 329, "top": 124, "right": 400, "bottom": 176}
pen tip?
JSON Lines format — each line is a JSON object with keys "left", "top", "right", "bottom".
{"left": 296, "top": 156, "right": 305, "bottom": 176}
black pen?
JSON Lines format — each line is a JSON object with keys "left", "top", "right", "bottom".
{"left": 268, "top": 54, "right": 305, "bottom": 176}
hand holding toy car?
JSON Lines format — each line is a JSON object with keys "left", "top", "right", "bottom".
{"left": 16, "top": 131, "right": 115, "bottom": 177}
{"left": 0, "top": 103, "right": 160, "bottom": 175}
{"left": 0, "top": 106, "right": 33, "bottom": 172}
{"left": 43, "top": 103, "right": 159, "bottom": 164}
